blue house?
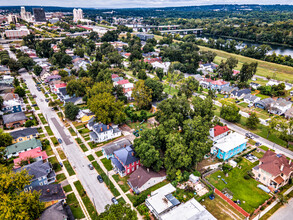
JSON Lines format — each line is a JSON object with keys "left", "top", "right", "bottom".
{"left": 102, "top": 138, "right": 132, "bottom": 159}
{"left": 1, "top": 99, "right": 26, "bottom": 113}
{"left": 14, "top": 160, "right": 56, "bottom": 191}
{"left": 211, "top": 132, "right": 247, "bottom": 160}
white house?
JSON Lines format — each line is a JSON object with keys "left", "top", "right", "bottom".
{"left": 230, "top": 89, "right": 251, "bottom": 99}
{"left": 266, "top": 80, "right": 292, "bottom": 91}
{"left": 151, "top": 61, "right": 170, "bottom": 73}
{"left": 209, "top": 125, "right": 229, "bottom": 142}
{"left": 243, "top": 94, "right": 261, "bottom": 104}
{"left": 268, "top": 98, "right": 292, "bottom": 115}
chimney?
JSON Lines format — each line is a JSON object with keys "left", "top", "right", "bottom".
{"left": 101, "top": 127, "right": 103, "bottom": 132}
{"left": 147, "top": 168, "right": 149, "bottom": 173}
{"left": 138, "top": 175, "right": 140, "bottom": 179}
{"left": 47, "top": 189, "right": 50, "bottom": 193}
{"left": 132, "top": 152, "right": 134, "bottom": 156}
{"left": 280, "top": 164, "right": 284, "bottom": 172}
{"left": 107, "top": 125, "right": 109, "bottom": 129}
{"left": 289, "top": 160, "right": 292, "bottom": 165}
{"left": 124, "top": 144, "right": 126, "bottom": 148}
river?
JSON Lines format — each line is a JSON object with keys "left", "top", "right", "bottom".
{"left": 197, "top": 36, "right": 293, "bottom": 57}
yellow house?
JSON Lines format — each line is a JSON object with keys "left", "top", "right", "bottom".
{"left": 10, "top": 128, "right": 39, "bottom": 143}
{"left": 81, "top": 114, "right": 94, "bottom": 123}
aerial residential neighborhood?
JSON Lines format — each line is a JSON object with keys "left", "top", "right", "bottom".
{"left": 0, "top": 2, "right": 293, "bottom": 220}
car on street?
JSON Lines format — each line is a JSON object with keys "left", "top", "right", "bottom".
{"left": 88, "top": 164, "right": 94, "bottom": 170}
{"left": 31, "top": 104, "right": 38, "bottom": 107}
{"left": 111, "top": 197, "right": 118, "bottom": 205}
{"left": 235, "top": 100, "right": 240, "bottom": 103}
{"left": 51, "top": 107, "right": 55, "bottom": 110}
{"left": 255, "top": 142, "right": 262, "bottom": 147}
{"left": 245, "top": 133, "right": 252, "bottom": 138}
{"left": 59, "top": 162, "right": 63, "bottom": 167}
{"left": 97, "top": 175, "right": 103, "bottom": 183}
{"left": 58, "top": 138, "right": 62, "bottom": 144}
{"left": 45, "top": 99, "right": 49, "bottom": 102}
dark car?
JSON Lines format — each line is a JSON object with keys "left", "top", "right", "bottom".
{"left": 97, "top": 175, "right": 103, "bottom": 183}
{"left": 235, "top": 100, "right": 240, "bottom": 103}
{"left": 111, "top": 197, "right": 118, "bottom": 205}
{"left": 255, "top": 142, "right": 262, "bottom": 147}
{"left": 59, "top": 162, "right": 63, "bottom": 167}
{"left": 31, "top": 104, "right": 38, "bottom": 107}
{"left": 45, "top": 99, "right": 49, "bottom": 102}
{"left": 58, "top": 138, "right": 62, "bottom": 144}
{"left": 88, "top": 164, "right": 94, "bottom": 170}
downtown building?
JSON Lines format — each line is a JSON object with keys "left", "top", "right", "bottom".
{"left": 73, "top": 8, "right": 83, "bottom": 22}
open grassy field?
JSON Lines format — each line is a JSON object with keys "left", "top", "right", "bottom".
{"left": 206, "top": 160, "right": 271, "bottom": 214}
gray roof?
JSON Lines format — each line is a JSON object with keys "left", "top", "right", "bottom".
{"left": 33, "top": 184, "right": 66, "bottom": 202}
{"left": 232, "top": 88, "right": 251, "bottom": 97}
{"left": 93, "top": 123, "right": 113, "bottom": 133}
{"left": 58, "top": 87, "right": 67, "bottom": 96}
{"left": 111, "top": 157, "right": 125, "bottom": 172}
{"left": 40, "top": 201, "right": 74, "bottom": 220}
{"left": 88, "top": 116, "right": 96, "bottom": 127}
{"left": 244, "top": 94, "right": 259, "bottom": 102}
{"left": 274, "top": 98, "right": 292, "bottom": 107}
{"left": 3, "top": 112, "right": 27, "bottom": 124}
{"left": 255, "top": 98, "right": 275, "bottom": 107}
{"left": 64, "top": 97, "right": 83, "bottom": 104}
{"left": 10, "top": 128, "right": 38, "bottom": 139}
{"left": 14, "top": 160, "right": 54, "bottom": 181}
{"left": 103, "top": 139, "right": 131, "bottom": 156}
{"left": 114, "top": 145, "right": 139, "bottom": 166}
{"left": 0, "top": 66, "right": 9, "bottom": 71}
{"left": 112, "top": 77, "right": 124, "bottom": 82}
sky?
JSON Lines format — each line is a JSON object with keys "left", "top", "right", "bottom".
{"left": 0, "top": 0, "right": 292, "bottom": 8}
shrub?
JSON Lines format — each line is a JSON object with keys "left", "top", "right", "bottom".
{"left": 244, "top": 174, "right": 250, "bottom": 180}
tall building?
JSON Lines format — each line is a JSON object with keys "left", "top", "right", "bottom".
{"left": 73, "top": 8, "right": 83, "bottom": 23}
{"left": 5, "top": 26, "right": 30, "bottom": 39}
{"left": 7, "top": 14, "right": 18, "bottom": 24}
{"left": 33, "top": 8, "right": 46, "bottom": 22}
{"left": 20, "top": 7, "right": 32, "bottom": 22}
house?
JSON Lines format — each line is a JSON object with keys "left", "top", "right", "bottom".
{"left": 250, "top": 82, "right": 261, "bottom": 90}
{"left": 40, "top": 69, "right": 51, "bottom": 81}
{"left": 102, "top": 138, "right": 132, "bottom": 159}
{"left": 211, "top": 132, "right": 247, "bottom": 161}
{"left": 44, "top": 75, "right": 61, "bottom": 83}
{"left": 73, "top": 60, "right": 90, "bottom": 71}
{"left": 136, "top": 33, "right": 154, "bottom": 41}
{"left": 1, "top": 99, "right": 26, "bottom": 113}
{"left": 145, "top": 183, "right": 180, "bottom": 219}
{"left": 160, "top": 198, "right": 216, "bottom": 220}
{"left": 128, "top": 166, "right": 166, "bottom": 194}
{"left": 33, "top": 184, "right": 66, "bottom": 203}
{"left": 0, "top": 92, "right": 20, "bottom": 102}
{"left": 209, "top": 125, "right": 229, "bottom": 142}
{"left": 88, "top": 121, "right": 121, "bottom": 143}
{"left": 266, "top": 80, "right": 292, "bottom": 91}
{"left": 64, "top": 97, "right": 84, "bottom": 105}
{"left": 112, "top": 76, "right": 124, "bottom": 82}
{"left": 0, "top": 75, "right": 14, "bottom": 84}
{"left": 76, "top": 109, "right": 95, "bottom": 123}
{"left": 0, "top": 85, "right": 14, "bottom": 94}
{"left": 0, "top": 65, "right": 10, "bottom": 74}
{"left": 230, "top": 89, "right": 251, "bottom": 99}
{"left": 252, "top": 150, "right": 293, "bottom": 190}
{"left": 255, "top": 98, "right": 275, "bottom": 110}
{"left": 268, "top": 98, "right": 292, "bottom": 115}
{"left": 210, "top": 80, "right": 230, "bottom": 91}
{"left": 110, "top": 145, "right": 140, "bottom": 177}
{"left": 13, "top": 147, "right": 48, "bottom": 168}
{"left": 57, "top": 87, "right": 70, "bottom": 102}
{"left": 220, "top": 86, "right": 238, "bottom": 95}
{"left": 284, "top": 107, "right": 293, "bottom": 119}
{"left": 10, "top": 127, "right": 39, "bottom": 143}
{"left": 3, "top": 112, "right": 28, "bottom": 128}
{"left": 6, "top": 138, "right": 42, "bottom": 159}
{"left": 151, "top": 61, "right": 170, "bottom": 73}
{"left": 51, "top": 83, "right": 67, "bottom": 94}
{"left": 114, "top": 79, "right": 134, "bottom": 94}
{"left": 14, "top": 160, "right": 56, "bottom": 191}
{"left": 243, "top": 94, "right": 261, "bottom": 104}
{"left": 40, "top": 201, "right": 74, "bottom": 220}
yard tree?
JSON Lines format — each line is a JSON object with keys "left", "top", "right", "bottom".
{"left": 220, "top": 101, "right": 241, "bottom": 122}
{"left": 192, "top": 96, "right": 214, "bottom": 122}
{"left": 0, "top": 96, "right": 3, "bottom": 108}
{"left": 0, "top": 129, "right": 13, "bottom": 148}
{"left": 144, "top": 78, "right": 164, "bottom": 101}
{"left": 59, "top": 70, "right": 69, "bottom": 78}
{"left": 278, "top": 119, "right": 293, "bottom": 148}
{"left": 33, "top": 65, "right": 43, "bottom": 76}
{"left": 88, "top": 92, "right": 125, "bottom": 124}
{"left": 65, "top": 102, "right": 79, "bottom": 121}
{"left": 74, "top": 48, "right": 85, "bottom": 58}
{"left": 14, "top": 86, "right": 25, "bottom": 98}
{"left": 166, "top": 70, "right": 184, "bottom": 94}
{"left": 246, "top": 112, "right": 260, "bottom": 129}
{"left": 267, "top": 117, "right": 279, "bottom": 138}
{"left": 132, "top": 80, "right": 152, "bottom": 110}
{"left": 18, "top": 56, "right": 34, "bottom": 71}
{"left": 86, "top": 82, "right": 112, "bottom": 99}
{"left": 137, "top": 69, "right": 147, "bottom": 80}
{"left": 7, "top": 58, "right": 20, "bottom": 73}
{"left": 179, "top": 77, "right": 199, "bottom": 98}
{"left": 0, "top": 166, "right": 45, "bottom": 219}
{"left": 97, "top": 203, "right": 137, "bottom": 220}
{"left": 66, "top": 79, "right": 86, "bottom": 97}
{"left": 238, "top": 62, "right": 258, "bottom": 82}
{"left": 156, "top": 68, "right": 164, "bottom": 81}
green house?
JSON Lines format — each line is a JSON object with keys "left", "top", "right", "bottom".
{"left": 6, "top": 138, "right": 42, "bottom": 159}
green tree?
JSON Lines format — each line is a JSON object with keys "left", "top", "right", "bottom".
{"left": 66, "top": 79, "right": 87, "bottom": 97}
{"left": 144, "top": 78, "right": 164, "bottom": 101}
{"left": 18, "top": 56, "right": 34, "bottom": 71}
{"left": 132, "top": 80, "right": 152, "bottom": 110}
{"left": 14, "top": 86, "right": 25, "bottom": 98}
{"left": 137, "top": 69, "right": 147, "bottom": 80}
{"left": 97, "top": 203, "right": 137, "bottom": 220}
{"left": 59, "top": 70, "right": 69, "bottom": 78}
{"left": 33, "top": 65, "right": 43, "bottom": 76}
{"left": 238, "top": 62, "right": 258, "bottom": 82}
{"left": 65, "top": 102, "right": 79, "bottom": 121}
{"left": 246, "top": 112, "right": 260, "bottom": 129}
{"left": 220, "top": 101, "right": 241, "bottom": 122}
{"left": 156, "top": 68, "right": 164, "bottom": 81}
{"left": 74, "top": 48, "right": 85, "bottom": 58}
{"left": 0, "top": 165, "right": 45, "bottom": 220}
{"left": 25, "top": 120, "right": 35, "bottom": 127}
{"left": 0, "top": 129, "right": 13, "bottom": 148}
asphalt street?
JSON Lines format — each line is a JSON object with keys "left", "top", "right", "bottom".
{"left": 21, "top": 72, "right": 113, "bottom": 213}
{"left": 268, "top": 198, "right": 293, "bottom": 220}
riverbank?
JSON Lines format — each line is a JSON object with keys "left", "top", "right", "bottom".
{"left": 153, "top": 35, "right": 293, "bottom": 82}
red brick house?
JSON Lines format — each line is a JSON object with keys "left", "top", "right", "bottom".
{"left": 3, "top": 112, "right": 27, "bottom": 128}
{"left": 110, "top": 145, "right": 140, "bottom": 177}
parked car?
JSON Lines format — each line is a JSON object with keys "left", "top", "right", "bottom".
{"left": 45, "top": 99, "right": 49, "bottom": 102}
{"left": 245, "top": 133, "right": 252, "bottom": 138}
{"left": 255, "top": 142, "right": 262, "bottom": 147}
{"left": 59, "top": 162, "right": 63, "bottom": 167}
{"left": 31, "top": 104, "right": 38, "bottom": 107}
{"left": 88, "top": 164, "right": 94, "bottom": 170}
{"left": 97, "top": 175, "right": 103, "bottom": 183}
{"left": 248, "top": 104, "right": 253, "bottom": 108}
{"left": 51, "top": 107, "right": 55, "bottom": 111}
{"left": 111, "top": 197, "right": 118, "bottom": 205}
{"left": 235, "top": 100, "right": 240, "bottom": 103}
{"left": 58, "top": 138, "right": 62, "bottom": 144}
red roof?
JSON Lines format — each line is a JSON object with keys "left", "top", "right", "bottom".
{"left": 204, "top": 78, "right": 214, "bottom": 83}
{"left": 13, "top": 147, "right": 48, "bottom": 168}
{"left": 117, "top": 80, "right": 130, "bottom": 85}
{"left": 55, "top": 83, "right": 67, "bottom": 88}
{"left": 111, "top": 74, "right": 119, "bottom": 79}
{"left": 213, "top": 125, "right": 229, "bottom": 137}
{"left": 212, "top": 80, "right": 229, "bottom": 86}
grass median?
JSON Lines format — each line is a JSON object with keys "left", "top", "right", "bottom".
{"left": 64, "top": 160, "right": 75, "bottom": 176}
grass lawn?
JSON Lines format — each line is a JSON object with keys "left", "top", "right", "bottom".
{"left": 256, "top": 93, "right": 271, "bottom": 99}
{"left": 73, "top": 181, "right": 98, "bottom": 220}
{"left": 51, "top": 137, "right": 59, "bottom": 146}
{"left": 163, "top": 84, "right": 179, "bottom": 96}
{"left": 37, "top": 113, "right": 47, "bottom": 124}
{"left": 238, "top": 102, "right": 248, "bottom": 108}
{"left": 64, "top": 160, "right": 75, "bottom": 176}
{"left": 57, "top": 112, "right": 63, "bottom": 119}
{"left": 260, "top": 146, "right": 269, "bottom": 151}
{"left": 63, "top": 184, "right": 73, "bottom": 193}
{"left": 43, "top": 144, "right": 53, "bottom": 156}
{"left": 87, "top": 154, "right": 95, "bottom": 161}
{"left": 127, "top": 121, "right": 149, "bottom": 130}
{"left": 101, "top": 158, "right": 113, "bottom": 171}
{"left": 48, "top": 156, "right": 62, "bottom": 172}
{"left": 96, "top": 151, "right": 103, "bottom": 157}
{"left": 45, "top": 126, "right": 53, "bottom": 136}
{"left": 88, "top": 142, "right": 98, "bottom": 149}
{"left": 112, "top": 174, "right": 130, "bottom": 193}
{"left": 75, "top": 138, "right": 82, "bottom": 144}
{"left": 206, "top": 160, "right": 271, "bottom": 213}
{"left": 56, "top": 173, "right": 66, "bottom": 183}
{"left": 117, "top": 197, "right": 126, "bottom": 204}
{"left": 57, "top": 148, "right": 66, "bottom": 160}
{"left": 79, "top": 144, "right": 88, "bottom": 152}
{"left": 68, "top": 127, "right": 77, "bottom": 136}
{"left": 66, "top": 193, "right": 85, "bottom": 219}
{"left": 78, "top": 128, "right": 90, "bottom": 134}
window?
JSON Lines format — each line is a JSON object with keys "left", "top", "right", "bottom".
{"left": 39, "top": 182, "right": 43, "bottom": 186}
{"left": 132, "top": 167, "right": 134, "bottom": 171}
{"left": 19, "top": 138, "right": 23, "bottom": 141}
{"left": 258, "top": 174, "right": 261, "bottom": 178}
{"left": 263, "top": 177, "right": 266, "bottom": 181}
{"left": 27, "top": 136, "right": 30, "bottom": 139}
{"left": 29, "top": 186, "right": 32, "bottom": 190}
{"left": 38, "top": 177, "right": 42, "bottom": 181}
{"left": 24, "top": 188, "right": 28, "bottom": 192}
